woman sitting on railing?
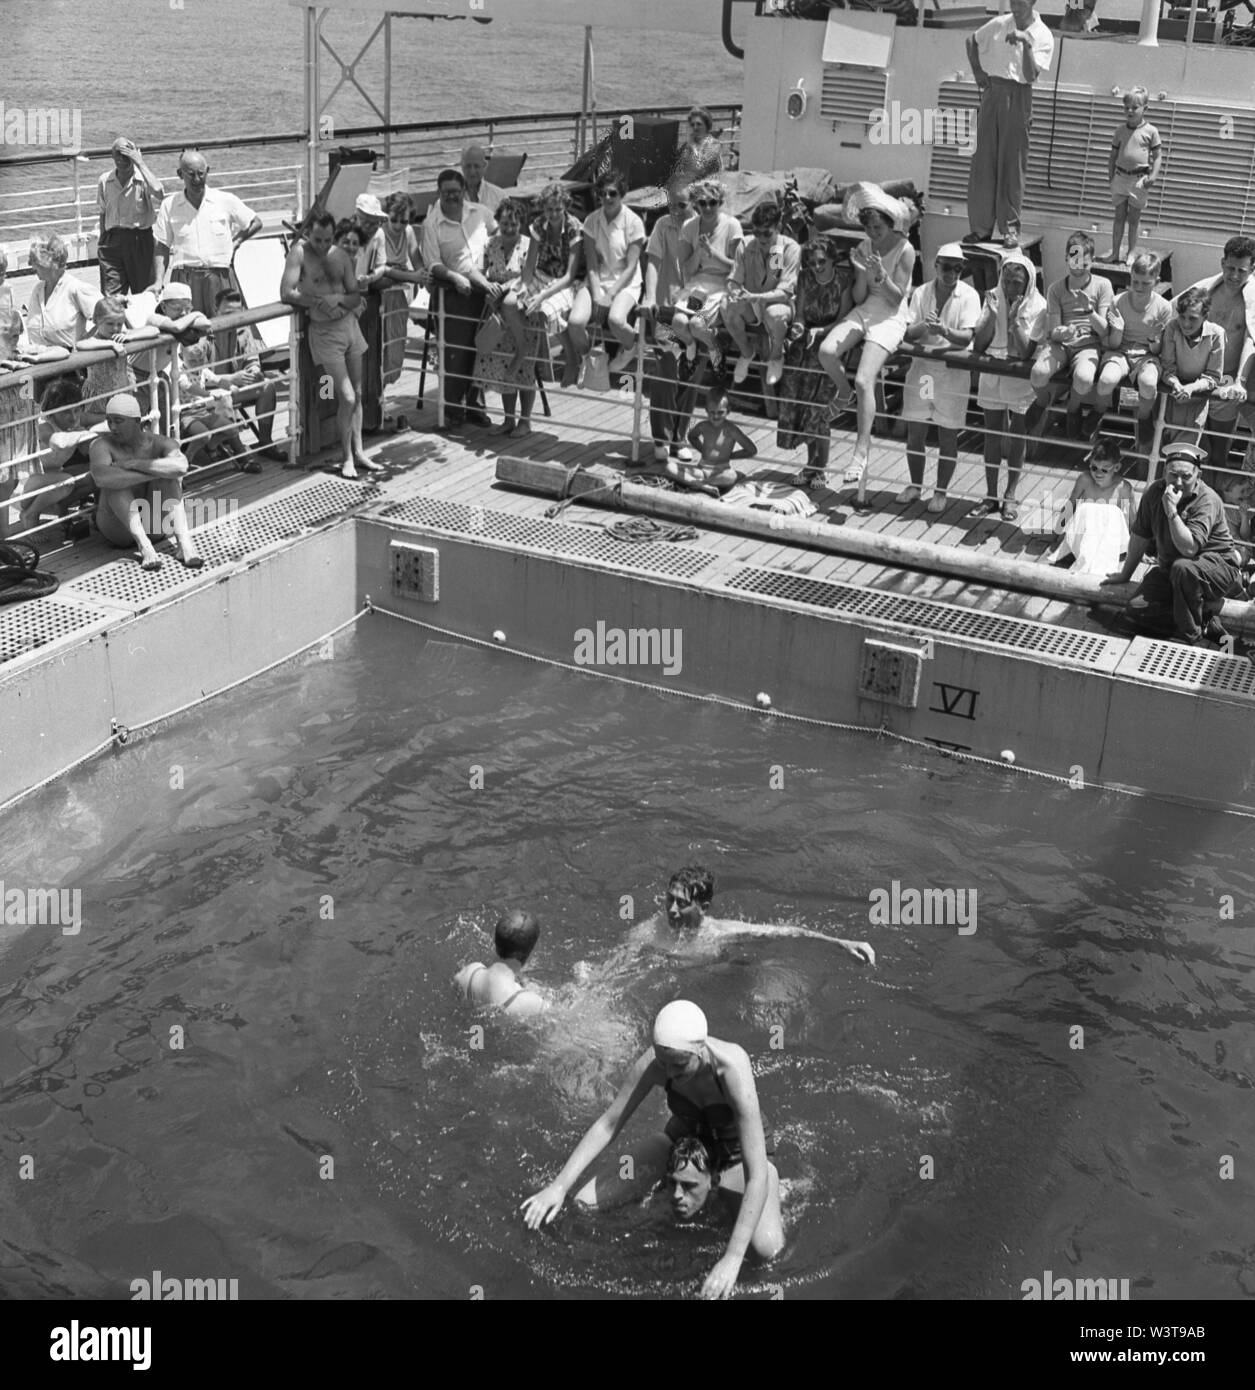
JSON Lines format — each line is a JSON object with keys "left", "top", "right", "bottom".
{"left": 776, "top": 237, "right": 853, "bottom": 489}
{"left": 817, "top": 184, "right": 916, "bottom": 507}
{"left": 519, "top": 182, "right": 584, "bottom": 338}
{"left": 473, "top": 198, "right": 542, "bottom": 437}
{"left": 670, "top": 107, "right": 724, "bottom": 193}
{"left": 671, "top": 179, "right": 743, "bottom": 367}
{"left": 566, "top": 172, "right": 647, "bottom": 382}
{"left": 380, "top": 192, "right": 428, "bottom": 387}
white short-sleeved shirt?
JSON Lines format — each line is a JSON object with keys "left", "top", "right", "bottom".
{"left": 582, "top": 206, "right": 647, "bottom": 288}
{"left": 153, "top": 188, "right": 257, "bottom": 269}
{"left": 907, "top": 280, "right": 981, "bottom": 350}
{"left": 24, "top": 273, "right": 101, "bottom": 349}
{"left": 646, "top": 214, "right": 686, "bottom": 308}
{"left": 975, "top": 14, "right": 1054, "bottom": 83}
{"left": 420, "top": 204, "right": 494, "bottom": 278}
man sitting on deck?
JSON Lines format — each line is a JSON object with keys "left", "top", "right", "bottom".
{"left": 455, "top": 909, "right": 546, "bottom": 1018}
{"left": 89, "top": 393, "right": 203, "bottom": 572}
{"left": 1102, "top": 441, "right": 1242, "bottom": 646}
{"left": 280, "top": 211, "right": 379, "bottom": 480}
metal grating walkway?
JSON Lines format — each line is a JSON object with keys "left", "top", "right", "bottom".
{"left": 1129, "top": 637, "right": 1255, "bottom": 699}
{"left": 66, "top": 477, "right": 376, "bottom": 610}
{"left": 0, "top": 592, "right": 116, "bottom": 667}
{"left": 723, "top": 566, "right": 1119, "bottom": 667}
{"left": 377, "top": 495, "right": 715, "bottom": 579}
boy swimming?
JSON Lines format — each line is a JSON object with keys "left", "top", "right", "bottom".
{"left": 455, "top": 909, "right": 546, "bottom": 1018}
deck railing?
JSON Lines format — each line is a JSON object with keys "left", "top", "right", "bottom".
{"left": 0, "top": 105, "right": 743, "bottom": 265}
{"left": 4, "top": 292, "right": 1253, "bottom": 580}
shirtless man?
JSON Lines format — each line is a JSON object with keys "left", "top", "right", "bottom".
{"left": 280, "top": 211, "right": 379, "bottom": 479}
{"left": 454, "top": 909, "right": 546, "bottom": 1019}
{"left": 668, "top": 388, "right": 756, "bottom": 495}
{"left": 89, "top": 393, "right": 202, "bottom": 571}
{"left": 650, "top": 864, "right": 876, "bottom": 964}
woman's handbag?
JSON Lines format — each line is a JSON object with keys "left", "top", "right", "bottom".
{"left": 474, "top": 312, "right": 505, "bottom": 356}
{"left": 578, "top": 345, "right": 611, "bottom": 392}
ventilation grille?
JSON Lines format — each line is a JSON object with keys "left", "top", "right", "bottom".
{"left": 0, "top": 594, "right": 113, "bottom": 666}
{"left": 820, "top": 67, "right": 888, "bottom": 127}
{"left": 391, "top": 541, "right": 439, "bottom": 602}
{"left": 1131, "top": 638, "right": 1255, "bottom": 699}
{"left": 67, "top": 478, "right": 375, "bottom": 608}
{"left": 379, "top": 495, "right": 713, "bottom": 578}
{"left": 929, "top": 81, "right": 1255, "bottom": 234}
{"left": 724, "top": 566, "right": 1118, "bottom": 666}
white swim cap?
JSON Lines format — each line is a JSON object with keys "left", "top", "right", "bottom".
{"left": 653, "top": 1000, "right": 708, "bottom": 1054}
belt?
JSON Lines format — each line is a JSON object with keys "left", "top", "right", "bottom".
{"left": 1115, "top": 165, "right": 1150, "bottom": 176}
{"left": 175, "top": 265, "right": 231, "bottom": 274}
{"left": 988, "top": 75, "right": 1030, "bottom": 86}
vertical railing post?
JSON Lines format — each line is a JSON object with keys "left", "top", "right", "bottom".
{"left": 288, "top": 308, "right": 301, "bottom": 468}
{"left": 71, "top": 156, "right": 85, "bottom": 259}
{"left": 1148, "top": 390, "right": 1166, "bottom": 484}
{"left": 436, "top": 288, "right": 446, "bottom": 430}
{"left": 630, "top": 317, "right": 646, "bottom": 464}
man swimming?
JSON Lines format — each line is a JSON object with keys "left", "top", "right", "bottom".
{"left": 521, "top": 1000, "right": 783, "bottom": 1299}
{"left": 646, "top": 864, "right": 876, "bottom": 964}
{"left": 454, "top": 909, "right": 546, "bottom": 1018}
{"left": 665, "top": 1135, "right": 783, "bottom": 1262}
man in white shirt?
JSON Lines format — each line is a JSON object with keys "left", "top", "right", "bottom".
{"left": 97, "top": 135, "right": 165, "bottom": 296}
{"left": 151, "top": 148, "right": 261, "bottom": 319}
{"left": 420, "top": 168, "right": 497, "bottom": 426}
{"left": 965, "top": 0, "right": 1054, "bottom": 248}
{"left": 460, "top": 143, "right": 505, "bottom": 214}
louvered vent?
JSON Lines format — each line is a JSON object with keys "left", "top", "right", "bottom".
{"left": 820, "top": 66, "right": 888, "bottom": 127}
{"left": 929, "top": 81, "right": 1255, "bottom": 234}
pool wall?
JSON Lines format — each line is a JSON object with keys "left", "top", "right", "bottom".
{"left": 2, "top": 497, "right": 1253, "bottom": 814}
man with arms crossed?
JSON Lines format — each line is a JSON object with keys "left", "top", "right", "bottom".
{"left": 281, "top": 211, "right": 381, "bottom": 479}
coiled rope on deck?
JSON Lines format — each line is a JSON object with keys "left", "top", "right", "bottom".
{"left": 0, "top": 541, "right": 59, "bottom": 604}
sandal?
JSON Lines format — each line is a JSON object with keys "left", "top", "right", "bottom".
{"left": 1001, "top": 498, "right": 1021, "bottom": 522}
{"left": 969, "top": 497, "right": 1001, "bottom": 519}
{"left": 799, "top": 468, "right": 825, "bottom": 490}
{"left": 842, "top": 455, "right": 867, "bottom": 486}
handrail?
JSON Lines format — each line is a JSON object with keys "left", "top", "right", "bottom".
{"left": 0, "top": 103, "right": 743, "bottom": 171}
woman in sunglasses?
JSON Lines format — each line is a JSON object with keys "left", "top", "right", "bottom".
{"left": 671, "top": 179, "right": 743, "bottom": 366}
{"left": 565, "top": 173, "right": 647, "bottom": 382}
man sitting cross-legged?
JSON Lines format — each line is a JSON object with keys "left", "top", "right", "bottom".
{"left": 89, "top": 393, "right": 203, "bottom": 571}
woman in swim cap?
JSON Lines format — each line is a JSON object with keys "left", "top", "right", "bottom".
{"left": 521, "top": 1000, "right": 784, "bottom": 1299}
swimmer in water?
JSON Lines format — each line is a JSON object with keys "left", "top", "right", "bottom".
{"left": 665, "top": 1135, "right": 783, "bottom": 1260}
{"left": 639, "top": 864, "right": 876, "bottom": 965}
{"left": 454, "top": 909, "right": 546, "bottom": 1018}
{"left": 521, "top": 1001, "right": 783, "bottom": 1299}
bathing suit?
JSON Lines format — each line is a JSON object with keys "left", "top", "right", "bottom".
{"left": 665, "top": 1067, "right": 746, "bottom": 1172}
{"left": 464, "top": 963, "right": 527, "bottom": 1013}
{"left": 307, "top": 311, "right": 367, "bottom": 370}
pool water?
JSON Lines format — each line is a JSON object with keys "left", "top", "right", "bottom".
{"left": 1, "top": 618, "right": 1252, "bottom": 1300}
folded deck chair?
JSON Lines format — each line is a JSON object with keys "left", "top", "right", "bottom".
{"left": 484, "top": 152, "right": 527, "bottom": 191}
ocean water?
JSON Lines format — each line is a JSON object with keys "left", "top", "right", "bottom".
{"left": 0, "top": 0, "right": 746, "bottom": 150}
{"left": 0, "top": 620, "right": 1252, "bottom": 1300}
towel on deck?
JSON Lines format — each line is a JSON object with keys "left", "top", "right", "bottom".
{"left": 1061, "top": 499, "right": 1129, "bottom": 575}
{"left": 723, "top": 480, "right": 818, "bottom": 517}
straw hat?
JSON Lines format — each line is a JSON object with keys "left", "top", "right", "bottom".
{"left": 355, "top": 193, "right": 384, "bottom": 219}
{"left": 842, "top": 181, "right": 916, "bottom": 234}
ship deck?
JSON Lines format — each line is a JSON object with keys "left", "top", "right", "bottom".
{"left": 28, "top": 343, "right": 1128, "bottom": 639}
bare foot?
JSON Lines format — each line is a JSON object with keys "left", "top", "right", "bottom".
{"left": 340, "top": 462, "right": 359, "bottom": 480}
{"left": 140, "top": 553, "right": 162, "bottom": 571}
{"left": 178, "top": 550, "right": 205, "bottom": 569}
{"left": 352, "top": 451, "right": 384, "bottom": 473}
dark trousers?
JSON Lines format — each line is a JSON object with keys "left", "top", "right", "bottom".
{"left": 648, "top": 343, "right": 697, "bottom": 447}
{"left": 968, "top": 78, "right": 1033, "bottom": 239}
{"left": 439, "top": 285, "right": 486, "bottom": 409}
{"left": 98, "top": 227, "right": 155, "bottom": 297}
{"left": 172, "top": 266, "right": 236, "bottom": 363}
{"left": 1139, "top": 553, "right": 1241, "bottom": 640}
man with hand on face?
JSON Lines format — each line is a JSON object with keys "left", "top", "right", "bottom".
{"left": 97, "top": 136, "right": 165, "bottom": 296}
{"left": 1102, "top": 441, "right": 1242, "bottom": 646}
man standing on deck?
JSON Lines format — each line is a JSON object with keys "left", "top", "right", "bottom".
{"left": 96, "top": 136, "right": 165, "bottom": 297}
{"left": 280, "top": 211, "right": 379, "bottom": 480}
{"left": 461, "top": 144, "right": 505, "bottom": 214}
{"left": 964, "top": 0, "right": 1055, "bottom": 249}
{"left": 1102, "top": 442, "right": 1242, "bottom": 646}
{"left": 151, "top": 149, "right": 261, "bottom": 321}
{"left": 420, "top": 169, "right": 496, "bottom": 428}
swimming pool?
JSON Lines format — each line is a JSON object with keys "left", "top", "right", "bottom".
{"left": 1, "top": 616, "right": 1251, "bottom": 1299}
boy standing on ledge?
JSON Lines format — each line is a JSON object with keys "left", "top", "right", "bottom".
{"left": 1107, "top": 87, "right": 1163, "bottom": 266}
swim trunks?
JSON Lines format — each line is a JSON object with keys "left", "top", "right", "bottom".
{"left": 308, "top": 311, "right": 367, "bottom": 370}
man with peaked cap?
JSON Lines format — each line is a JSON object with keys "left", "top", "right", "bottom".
{"left": 97, "top": 136, "right": 165, "bottom": 296}
{"left": 1102, "top": 440, "right": 1242, "bottom": 646}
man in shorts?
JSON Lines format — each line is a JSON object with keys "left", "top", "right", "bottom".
{"left": 280, "top": 211, "right": 378, "bottom": 479}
